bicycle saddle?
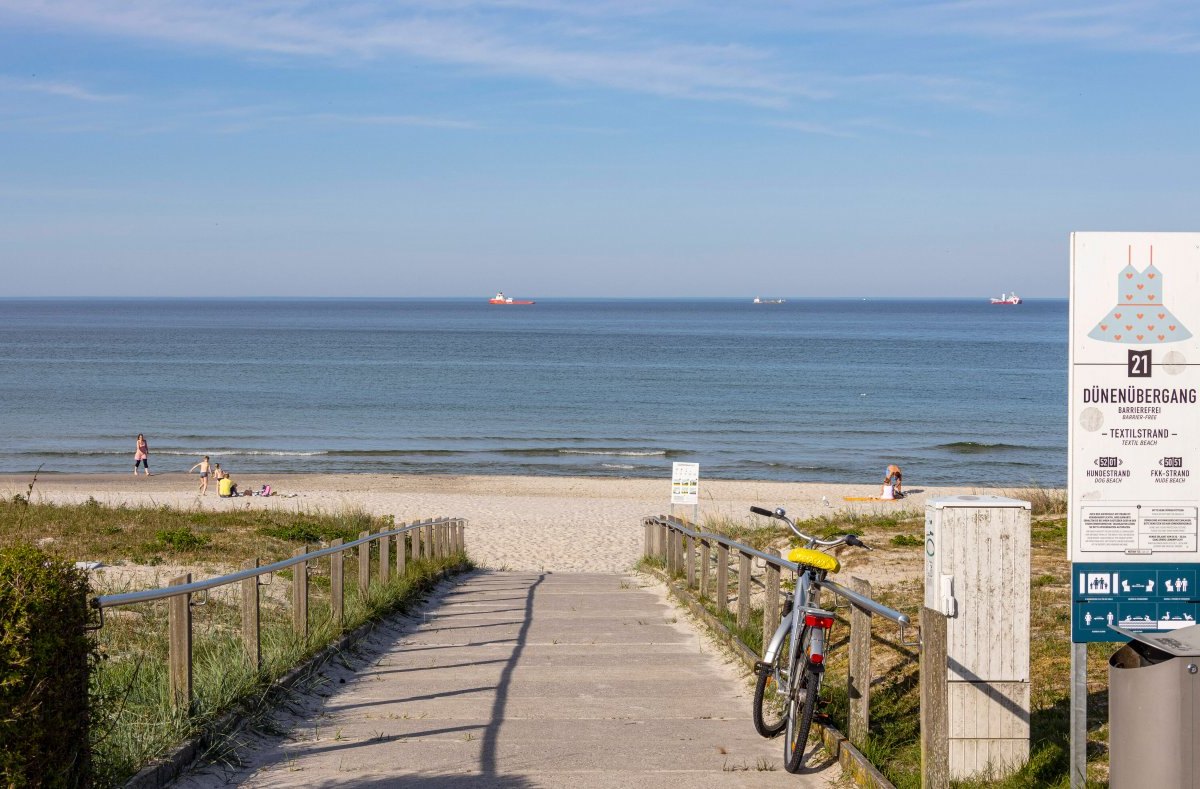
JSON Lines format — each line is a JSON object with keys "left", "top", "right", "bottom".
{"left": 787, "top": 547, "right": 840, "bottom": 573}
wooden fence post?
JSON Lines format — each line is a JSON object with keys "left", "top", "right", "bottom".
{"left": 676, "top": 525, "right": 686, "bottom": 575}
{"left": 396, "top": 529, "right": 407, "bottom": 576}
{"left": 737, "top": 551, "right": 752, "bottom": 631}
{"left": 437, "top": 522, "right": 445, "bottom": 559}
{"left": 379, "top": 529, "right": 391, "bottom": 586}
{"left": 763, "top": 551, "right": 780, "bottom": 654}
{"left": 292, "top": 546, "right": 308, "bottom": 641}
{"left": 424, "top": 522, "right": 434, "bottom": 558}
{"left": 168, "top": 573, "right": 192, "bottom": 711}
{"left": 330, "top": 538, "right": 344, "bottom": 628}
{"left": 240, "top": 559, "right": 260, "bottom": 670}
{"left": 716, "top": 543, "right": 729, "bottom": 615}
{"left": 665, "top": 526, "right": 676, "bottom": 575}
{"left": 685, "top": 533, "right": 696, "bottom": 588}
{"left": 920, "top": 606, "right": 949, "bottom": 789}
{"left": 358, "top": 530, "right": 371, "bottom": 595}
{"left": 411, "top": 520, "right": 422, "bottom": 563}
{"left": 644, "top": 520, "right": 653, "bottom": 558}
{"left": 848, "top": 576, "right": 873, "bottom": 747}
{"left": 699, "top": 539, "right": 711, "bottom": 599}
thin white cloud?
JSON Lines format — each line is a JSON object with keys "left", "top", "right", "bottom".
{"left": 780, "top": 0, "right": 1200, "bottom": 55}
{"left": 0, "top": 1, "right": 820, "bottom": 108}
{"left": 0, "top": 75, "right": 125, "bottom": 102}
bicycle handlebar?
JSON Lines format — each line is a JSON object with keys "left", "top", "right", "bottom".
{"left": 750, "top": 505, "right": 873, "bottom": 551}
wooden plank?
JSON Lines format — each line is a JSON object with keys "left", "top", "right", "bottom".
{"left": 330, "top": 538, "right": 344, "bottom": 628}
{"left": 716, "top": 543, "right": 729, "bottom": 615}
{"left": 411, "top": 520, "right": 422, "bottom": 562}
{"left": 699, "top": 540, "right": 710, "bottom": 599}
{"left": 168, "top": 573, "right": 192, "bottom": 711}
{"left": 424, "top": 522, "right": 434, "bottom": 559}
{"left": 644, "top": 521, "right": 653, "bottom": 558}
{"left": 240, "top": 559, "right": 260, "bottom": 670}
{"left": 737, "top": 551, "right": 751, "bottom": 631}
{"left": 848, "top": 576, "right": 872, "bottom": 747}
{"left": 920, "top": 606, "right": 949, "bottom": 789}
{"left": 763, "top": 551, "right": 780, "bottom": 658}
{"left": 292, "top": 546, "right": 308, "bottom": 641}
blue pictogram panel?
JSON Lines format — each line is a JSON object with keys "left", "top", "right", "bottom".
{"left": 1072, "top": 562, "right": 1200, "bottom": 642}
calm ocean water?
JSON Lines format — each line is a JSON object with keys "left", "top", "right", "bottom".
{"left": 0, "top": 298, "right": 1066, "bottom": 486}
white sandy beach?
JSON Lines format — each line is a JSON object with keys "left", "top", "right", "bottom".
{"left": 3, "top": 472, "right": 1014, "bottom": 573}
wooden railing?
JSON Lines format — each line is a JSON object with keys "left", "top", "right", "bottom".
{"left": 644, "top": 514, "right": 949, "bottom": 789}
{"left": 92, "top": 516, "right": 467, "bottom": 711}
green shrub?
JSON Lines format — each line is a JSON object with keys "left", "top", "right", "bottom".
{"left": 0, "top": 543, "right": 96, "bottom": 787}
{"left": 889, "top": 534, "right": 923, "bottom": 547}
{"left": 152, "top": 528, "right": 211, "bottom": 552}
{"left": 259, "top": 522, "right": 358, "bottom": 544}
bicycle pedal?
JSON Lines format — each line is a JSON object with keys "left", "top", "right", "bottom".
{"left": 753, "top": 661, "right": 771, "bottom": 675}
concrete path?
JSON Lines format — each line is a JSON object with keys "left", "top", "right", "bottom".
{"left": 179, "top": 571, "right": 840, "bottom": 787}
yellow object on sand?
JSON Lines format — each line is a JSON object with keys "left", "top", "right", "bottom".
{"left": 786, "top": 547, "right": 840, "bottom": 573}
{"left": 218, "top": 477, "right": 234, "bottom": 497}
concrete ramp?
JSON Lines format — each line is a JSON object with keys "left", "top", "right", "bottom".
{"left": 180, "top": 571, "right": 839, "bottom": 787}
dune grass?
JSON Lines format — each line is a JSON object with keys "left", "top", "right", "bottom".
{"left": 1, "top": 496, "right": 470, "bottom": 787}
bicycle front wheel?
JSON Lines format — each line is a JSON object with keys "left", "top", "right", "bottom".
{"left": 752, "top": 630, "right": 791, "bottom": 737}
{"left": 783, "top": 662, "right": 820, "bottom": 773}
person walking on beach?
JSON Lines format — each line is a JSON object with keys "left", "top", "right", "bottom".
{"left": 189, "top": 455, "right": 211, "bottom": 494}
{"left": 133, "top": 434, "right": 150, "bottom": 476}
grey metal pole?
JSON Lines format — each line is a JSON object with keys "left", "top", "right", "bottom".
{"left": 1070, "top": 642, "right": 1088, "bottom": 788}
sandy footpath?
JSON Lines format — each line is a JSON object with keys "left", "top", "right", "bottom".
{"left": 2, "top": 473, "right": 1003, "bottom": 573}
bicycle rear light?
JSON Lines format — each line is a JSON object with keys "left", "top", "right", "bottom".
{"left": 809, "top": 653, "right": 824, "bottom": 664}
{"left": 804, "top": 614, "right": 835, "bottom": 629}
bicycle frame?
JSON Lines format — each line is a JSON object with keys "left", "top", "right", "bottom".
{"left": 762, "top": 568, "right": 836, "bottom": 688}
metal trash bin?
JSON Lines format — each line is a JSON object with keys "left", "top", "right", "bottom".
{"left": 1108, "top": 626, "right": 1200, "bottom": 788}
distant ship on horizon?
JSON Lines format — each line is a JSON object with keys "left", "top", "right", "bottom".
{"left": 489, "top": 291, "right": 535, "bottom": 305}
{"left": 990, "top": 292, "right": 1022, "bottom": 305}
{"left": 753, "top": 297, "right": 786, "bottom": 304}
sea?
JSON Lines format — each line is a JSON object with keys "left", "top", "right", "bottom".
{"left": 0, "top": 298, "right": 1067, "bottom": 486}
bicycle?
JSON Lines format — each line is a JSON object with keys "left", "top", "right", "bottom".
{"left": 748, "top": 505, "right": 871, "bottom": 772}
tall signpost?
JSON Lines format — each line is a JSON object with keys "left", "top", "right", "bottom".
{"left": 1068, "top": 232, "right": 1200, "bottom": 786}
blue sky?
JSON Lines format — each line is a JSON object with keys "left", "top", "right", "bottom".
{"left": 2, "top": 1, "right": 1198, "bottom": 297}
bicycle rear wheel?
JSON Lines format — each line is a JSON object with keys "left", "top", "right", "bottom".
{"left": 783, "top": 662, "right": 820, "bottom": 773}
{"left": 752, "top": 628, "right": 792, "bottom": 737}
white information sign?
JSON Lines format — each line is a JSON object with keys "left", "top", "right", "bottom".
{"left": 1069, "top": 232, "right": 1200, "bottom": 563}
{"left": 670, "top": 462, "right": 700, "bottom": 506}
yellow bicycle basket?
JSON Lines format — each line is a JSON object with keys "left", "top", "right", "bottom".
{"left": 787, "top": 547, "right": 840, "bottom": 573}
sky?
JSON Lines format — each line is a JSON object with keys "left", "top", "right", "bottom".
{"left": 1, "top": 1, "right": 1198, "bottom": 298}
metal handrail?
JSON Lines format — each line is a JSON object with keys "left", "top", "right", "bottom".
{"left": 93, "top": 516, "right": 456, "bottom": 610}
{"left": 645, "top": 514, "right": 911, "bottom": 627}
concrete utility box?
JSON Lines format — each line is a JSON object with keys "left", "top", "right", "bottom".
{"left": 1108, "top": 625, "right": 1200, "bottom": 789}
{"left": 924, "top": 495, "right": 1031, "bottom": 779}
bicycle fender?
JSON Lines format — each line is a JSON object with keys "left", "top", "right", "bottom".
{"left": 762, "top": 617, "right": 791, "bottom": 664}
